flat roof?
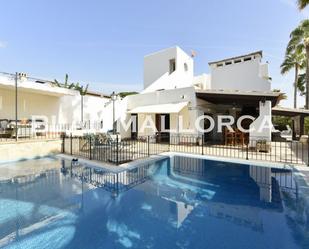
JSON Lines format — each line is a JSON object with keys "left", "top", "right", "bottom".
{"left": 128, "top": 102, "right": 188, "bottom": 114}
{"left": 85, "top": 90, "right": 110, "bottom": 98}
{"left": 196, "top": 89, "right": 281, "bottom": 107}
{"left": 144, "top": 46, "right": 179, "bottom": 58}
{"left": 196, "top": 89, "right": 279, "bottom": 97}
{"left": 208, "top": 51, "right": 263, "bottom": 65}
{"left": 272, "top": 107, "right": 309, "bottom": 117}
{"left": 0, "top": 71, "right": 110, "bottom": 98}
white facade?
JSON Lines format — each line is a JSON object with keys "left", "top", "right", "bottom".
{"left": 124, "top": 87, "right": 198, "bottom": 136}
{"left": 209, "top": 52, "right": 271, "bottom": 92}
{"left": 143, "top": 47, "right": 194, "bottom": 93}
{"left": 249, "top": 101, "right": 272, "bottom": 143}
{"left": 0, "top": 73, "right": 113, "bottom": 132}
{"left": 122, "top": 47, "right": 278, "bottom": 142}
{"left": 142, "top": 48, "right": 272, "bottom": 94}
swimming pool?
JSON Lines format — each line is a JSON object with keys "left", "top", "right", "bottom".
{"left": 0, "top": 156, "right": 307, "bottom": 249}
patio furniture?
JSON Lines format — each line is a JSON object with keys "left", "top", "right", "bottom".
{"left": 225, "top": 130, "right": 235, "bottom": 146}
{"left": 8, "top": 120, "right": 33, "bottom": 138}
{"left": 280, "top": 129, "right": 292, "bottom": 141}
{"left": 0, "top": 119, "right": 13, "bottom": 138}
{"left": 234, "top": 130, "right": 245, "bottom": 146}
{"left": 299, "top": 135, "right": 308, "bottom": 144}
{"left": 272, "top": 130, "right": 287, "bottom": 142}
{"left": 0, "top": 119, "right": 8, "bottom": 130}
{"left": 32, "top": 119, "right": 46, "bottom": 136}
{"left": 256, "top": 140, "right": 271, "bottom": 153}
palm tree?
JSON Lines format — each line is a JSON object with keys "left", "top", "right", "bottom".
{"left": 298, "top": 0, "right": 309, "bottom": 9}
{"left": 281, "top": 52, "right": 306, "bottom": 108}
{"left": 54, "top": 75, "right": 89, "bottom": 123}
{"left": 286, "top": 19, "right": 309, "bottom": 108}
{"left": 54, "top": 74, "right": 88, "bottom": 95}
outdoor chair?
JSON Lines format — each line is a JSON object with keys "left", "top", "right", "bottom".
{"left": 299, "top": 135, "right": 308, "bottom": 144}
{"left": 234, "top": 130, "right": 245, "bottom": 146}
{"left": 8, "top": 120, "right": 33, "bottom": 138}
{"left": 225, "top": 130, "right": 235, "bottom": 146}
{"left": 256, "top": 140, "right": 271, "bottom": 153}
{"left": 0, "top": 119, "right": 12, "bottom": 138}
{"left": 0, "top": 119, "right": 8, "bottom": 130}
{"left": 106, "top": 135, "right": 137, "bottom": 164}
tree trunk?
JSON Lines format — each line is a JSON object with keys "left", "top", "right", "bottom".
{"left": 294, "top": 64, "right": 299, "bottom": 109}
{"left": 306, "top": 45, "right": 309, "bottom": 109}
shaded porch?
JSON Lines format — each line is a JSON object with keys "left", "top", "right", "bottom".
{"left": 196, "top": 89, "right": 282, "bottom": 144}
{"left": 272, "top": 107, "right": 309, "bottom": 141}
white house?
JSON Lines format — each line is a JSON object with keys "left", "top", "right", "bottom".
{"left": 118, "top": 46, "right": 283, "bottom": 144}
{"left": 0, "top": 72, "right": 119, "bottom": 134}
{"left": 1, "top": 46, "right": 307, "bottom": 143}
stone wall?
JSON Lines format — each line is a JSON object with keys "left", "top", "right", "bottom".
{"left": 0, "top": 139, "right": 62, "bottom": 164}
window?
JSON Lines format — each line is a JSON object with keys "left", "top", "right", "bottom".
{"left": 225, "top": 61, "right": 232, "bottom": 65}
{"left": 184, "top": 63, "right": 188, "bottom": 71}
{"left": 244, "top": 57, "right": 252, "bottom": 62}
{"left": 169, "top": 59, "right": 176, "bottom": 74}
{"left": 234, "top": 59, "right": 241, "bottom": 64}
{"left": 217, "top": 63, "right": 223, "bottom": 67}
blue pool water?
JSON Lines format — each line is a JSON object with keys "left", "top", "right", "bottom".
{"left": 0, "top": 156, "right": 308, "bottom": 249}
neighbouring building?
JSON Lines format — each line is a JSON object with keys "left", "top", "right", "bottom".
{"left": 0, "top": 72, "right": 119, "bottom": 133}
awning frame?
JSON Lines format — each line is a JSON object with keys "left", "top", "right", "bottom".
{"left": 128, "top": 102, "right": 189, "bottom": 114}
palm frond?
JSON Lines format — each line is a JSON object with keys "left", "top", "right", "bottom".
{"left": 280, "top": 54, "right": 298, "bottom": 74}
{"left": 301, "top": 19, "right": 309, "bottom": 29}
{"left": 64, "top": 74, "right": 69, "bottom": 87}
{"left": 298, "top": 0, "right": 309, "bottom": 9}
{"left": 53, "top": 79, "right": 61, "bottom": 87}
{"left": 68, "top": 83, "right": 75, "bottom": 89}
{"left": 297, "top": 73, "right": 306, "bottom": 95}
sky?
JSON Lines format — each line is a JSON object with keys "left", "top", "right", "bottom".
{"left": 0, "top": 0, "right": 308, "bottom": 107}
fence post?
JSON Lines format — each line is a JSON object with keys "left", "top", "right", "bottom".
{"left": 307, "top": 136, "right": 309, "bottom": 166}
{"left": 89, "top": 136, "right": 92, "bottom": 160}
{"left": 246, "top": 142, "right": 249, "bottom": 160}
{"left": 168, "top": 134, "right": 170, "bottom": 152}
{"left": 70, "top": 133, "right": 73, "bottom": 155}
{"left": 116, "top": 134, "right": 119, "bottom": 165}
{"left": 202, "top": 135, "right": 204, "bottom": 155}
{"left": 147, "top": 135, "right": 150, "bottom": 156}
{"left": 111, "top": 173, "right": 120, "bottom": 198}
{"left": 62, "top": 135, "right": 65, "bottom": 153}
{"left": 70, "top": 160, "right": 73, "bottom": 177}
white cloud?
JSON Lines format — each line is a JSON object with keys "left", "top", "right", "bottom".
{"left": 0, "top": 41, "right": 7, "bottom": 48}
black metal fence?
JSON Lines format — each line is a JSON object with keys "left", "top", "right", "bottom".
{"left": 62, "top": 135, "right": 169, "bottom": 165}
{"left": 62, "top": 134, "right": 309, "bottom": 166}
{"left": 169, "top": 134, "right": 309, "bottom": 165}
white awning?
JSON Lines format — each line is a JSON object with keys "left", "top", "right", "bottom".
{"left": 128, "top": 102, "right": 188, "bottom": 114}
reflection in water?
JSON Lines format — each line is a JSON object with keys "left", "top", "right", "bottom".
{"left": 167, "top": 156, "right": 297, "bottom": 230}
{"left": 0, "top": 156, "right": 308, "bottom": 249}
{"left": 0, "top": 170, "right": 81, "bottom": 248}
{"left": 66, "top": 156, "right": 298, "bottom": 231}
